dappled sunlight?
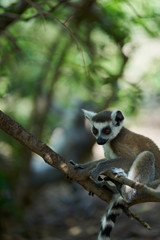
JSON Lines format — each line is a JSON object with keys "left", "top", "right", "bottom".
{"left": 60, "top": 162, "right": 69, "bottom": 174}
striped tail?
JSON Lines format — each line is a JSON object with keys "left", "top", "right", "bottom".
{"left": 98, "top": 196, "right": 125, "bottom": 240}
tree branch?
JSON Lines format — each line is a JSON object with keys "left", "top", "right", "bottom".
{"left": 0, "top": 110, "right": 112, "bottom": 203}
{"left": 101, "top": 169, "right": 160, "bottom": 205}
{"left": 0, "top": 110, "right": 160, "bottom": 231}
{"left": 1, "top": 109, "right": 160, "bottom": 205}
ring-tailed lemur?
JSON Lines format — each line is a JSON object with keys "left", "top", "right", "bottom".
{"left": 81, "top": 109, "right": 160, "bottom": 240}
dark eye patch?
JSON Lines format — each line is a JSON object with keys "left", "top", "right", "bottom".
{"left": 102, "top": 127, "right": 111, "bottom": 135}
{"left": 92, "top": 127, "right": 98, "bottom": 135}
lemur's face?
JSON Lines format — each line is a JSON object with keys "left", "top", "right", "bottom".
{"left": 82, "top": 109, "right": 124, "bottom": 145}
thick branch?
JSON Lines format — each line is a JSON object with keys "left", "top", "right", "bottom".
{"left": 1, "top": 109, "right": 160, "bottom": 206}
{"left": 0, "top": 110, "right": 112, "bottom": 203}
{"left": 1, "top": 110, "right": 160, "bottom": 230}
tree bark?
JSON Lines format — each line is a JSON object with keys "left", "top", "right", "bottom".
{"left": 0, "top": 110, "right": 112, "bottom": 203}
{"left": 0, "top": 110, "right": 160, "bottom": 207}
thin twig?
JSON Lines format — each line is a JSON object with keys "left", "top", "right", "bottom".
{"left": 0, "top": 110, "right": 160, "bottom": 231}
{"left": 124, "top": 207, "right": 151, "bottom": 230}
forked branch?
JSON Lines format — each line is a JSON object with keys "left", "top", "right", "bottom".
{"left": 0, "top": 110, "right": 160, "bottom": 230}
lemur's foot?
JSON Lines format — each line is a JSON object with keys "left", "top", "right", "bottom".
{"left": 69, "top": 160, "right": 84, "bottom": 169}
{"left": 94, "top": 177, "right": 118, "bottom": 193}
{"left": 90, "top": 168, "right": 119, "bottom": 193}
{"left": 89, "top": 168, "right": 100, "bottom": 183}
{"left": 112, "top": 168, "right": 127, "bottom": 177}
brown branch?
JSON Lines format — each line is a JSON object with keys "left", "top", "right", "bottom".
{"left": 1, "top": 110, "right": 159, "bottom": 230}
{"left": 0, "top": 110, "right": 112, "bottom": 203}
{"left": 1, "top": 108, "right": 160, "bottom": 206}
{"left": 124, "top": 207, "right": 151, "bottom": 230}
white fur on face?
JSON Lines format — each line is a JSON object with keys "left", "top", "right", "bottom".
{"left": 82, "top": 109, "right": 124, "bottom": 144}
{"left": 109, "top": 121, "right": 123, "bottom": 140}
{"left": 91, "top": 121, "right": 123, "bottom": 141}
{"left": 92, "top": 122, "right": 110, "bottom": 138}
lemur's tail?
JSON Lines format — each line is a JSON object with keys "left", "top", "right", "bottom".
{"left": 98, "top": 196, "right": 125, "bottom": 240}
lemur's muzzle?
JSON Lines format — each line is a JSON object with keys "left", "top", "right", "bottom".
{"left": 97, "top": 137, "right": 108, "bottom": 145}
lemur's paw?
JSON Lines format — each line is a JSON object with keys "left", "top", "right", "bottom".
{"left": 112, "top": 168, "right": 127, "bottom": 177}
{"left": 89, "top": 169, "right": 101, "bottom": 183}
{"left": 69, "top": 160, "right": 84, "bottom": 169}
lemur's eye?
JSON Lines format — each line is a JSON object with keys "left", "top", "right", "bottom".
{"left": 102, "top": 127, "right": 111, "bottom": 135}
{"left": 93, "top": 127, "right": 98, "bottom": 135}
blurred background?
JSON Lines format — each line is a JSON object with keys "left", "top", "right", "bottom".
{"left": 0, "top": 0, "right": 160, "bottom": 239}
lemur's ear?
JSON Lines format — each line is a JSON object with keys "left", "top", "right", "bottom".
{"left": 82, "top": 109, "right": 96, "bottom": 121}
{"left": 111, "top": 110, "right": 124, "bottom": 126}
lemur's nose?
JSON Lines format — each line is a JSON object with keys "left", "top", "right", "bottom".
{"left": 97, "top": 137, "right": 108, "bottom": 145}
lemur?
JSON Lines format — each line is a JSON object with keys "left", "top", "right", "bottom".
{"left": 77, "top": 109, "right": 160, "bottom": 240}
